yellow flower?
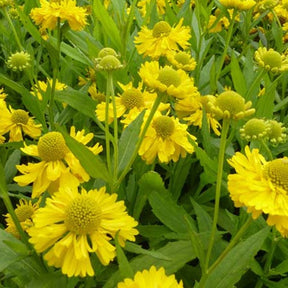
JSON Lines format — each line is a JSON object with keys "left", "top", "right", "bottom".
{"left": 30, "top": 0, "right": 88, "bottom": 31}
{"left": 0, "top": 0, "right": 12, "bottom": 8}
{"left": 227, "top": 146, "right": 288, "bottom": 221}
{"left": 14, "top": 127, "right": 103, "bottom": 198}
{"left": 166, "top": 51, "right": 196, "bottom": 72}
{"left": 139, "top": 61, "right": 196, "bottom": 99}
{"left": 0, "top": 88, "right": 7, "bottom": 100}
{"left": 208, "top": 90, "right": 255, "bottom": 120}
{"left": 254, "top": 47, "right": 288, "bottom": 73}
{"left": 219, "top": 0, "right": 256, "bottom": 10}
{"left": 134, "top": 18, "right": 191, "bottom": 59}
{"left": 117, "top": 265, "right": 183, "bottom": 288}
{"left": 5, "top": 199, "right": 39, "bottom": 239}
{"left": 28, "top": 186, "right": 138, "bottom": 277}
{"left": 137, "top": 0, "right": 168, "bottom": 16}
{"left": 0, "top": 102, "right": 42, "bottom": 142}
{"left": 96, "top": 81, "right": 168, "bottom": 124}
{"left": 139, "top": 111, "right": 196, "bottom": 164}
{"left": 31, "top": 79, "right": 67, "bottom": 101}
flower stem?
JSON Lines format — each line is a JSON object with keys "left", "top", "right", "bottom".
{"left": 260, "top": 139, "right": 273, "bottom": 161}
{"left": 203, "top": 118, "right": 230, "bottom": 273}
{"left": 245, "top": 69, "right": 266, "bottom": 101}
{"left": 3, "top": 7, "right": 23, "bottom": 51}
{"left": 115, "top": 94, "right": 163, "bottom": 189}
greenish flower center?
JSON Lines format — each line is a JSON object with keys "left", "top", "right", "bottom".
{"left": 65, "top": 195, "right": 102, "bottom": 235}
{"left": 262, "top": 50, "right": 282, "bottom": 68}
{"left": 8, "top": 52, "right": 30, "bottom": 69}
{"left": 15, "top": 205, "right": 34, "bottom": 222}
{"left": 37, "top": 132, "right": 68, "bottom": 162}
{"left": 243, "top": 118, "right": 267, "bottom": 138}
{"left": 98, "top": 47, "right": 117, "bottom": 58}
{"left": 121, "top": 88, "right": 145, "bottom": 109}
{"left": 153, "top": 115, "right": 175, "bottom": 138}
{"left": 216, "top": 91, "right": 245, "bottom": 115}
{"left": 267, "top": 120, "right": 284, "bottom": 139}
{"left": 174, "top": 52, "right": 191, "bottom": 65}
{"left": 157, "top": 67, "right": 181, "bottom": 88}
{"left": 98, "top": 55, "right": 122, "bottom": 70}
{"left": 11, "top": 109, "right": 29, "bottom": 125}
{"left": 263, "top": 159, "right": 288, "bottom": 191}
{"left": 152, "top": 21, "right": 172, "bottom": 38}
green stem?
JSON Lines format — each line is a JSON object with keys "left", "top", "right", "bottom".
{"left": 48, "top": 19, "right": 61, "bottom": 130}
{"left": 260, "top": 139, "right": 273, "bottom": 161}
{"left": 204, "top": 118, "right": 230, "bottom": 272}
{"left": 3, "top": 7, "right": 23, "bottom": 50}
{"left": 214, "top": 10, "right": 237, "bottom": 88}
{"left": 207, "top": 216, "right": 253, "bottom": 274}
{"left": 105, "top": 83, "right": 112, "bottom": 177}
{"left": 114, "top": 94, "right": 164, "bottom": 189}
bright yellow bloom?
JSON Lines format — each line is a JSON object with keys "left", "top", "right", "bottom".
{"left": 137, "top": 0, "right": 168, "bottom": 16}
{"left": 28, "top": 186, "right": 138, "bottom": 277}
{"left": 139, "top": 111, "right": 196, "bottom": 164}
{"left": 117, "top": 265, "right": 183, "bottom": 288}
{"left": 96, "top": 81, "right": 169, "bottom": 124}
{"left": 228, "top": 146, "right": 288, "bottom": 221}
{"left": 30, "top": 0, "right": 88, "bottom": 31}
{"left": 166, "top": 51, "right": 196, "bottom": 72}
{"left": 134, "top": 18, "right": 191, "bottom": 59}
{"left": 139, "top": 61, "right": 196, "bottom": 99}
{"left": 31, "top": 79, "right": 67, "bottom": 101}
{"left": 0, "top": 101, "right": 42, "bottom": 142}
{"left": 255, "top": 47, "right": 288, "bottom": 73}
{"left": 220, "top": 0, "right": 256, "bottom": 10}
{"left": 0, "top": 88, "right": 7, "bottom": 100}
{"left": 5, "top": 199, "right": 39, "bottom": 239}
{"left": 14, "top": 127, "right": 103, "bottom": 198}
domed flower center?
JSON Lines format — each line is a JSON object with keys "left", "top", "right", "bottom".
{"left": 37, "top": 132, "right": 68, "bottom": 162}
{"left": 157, "top": 67, "right": 181, "bottom": 88}
{"left": 65, "top": 195, "right": 102, "bottom": 235}
{"left": 98, "top": 47, "right": 118, "bottom": 58}
{"left": 262, "top": 50, "right": 282, "bottom": 69}
{"left": 263, "top": 158, "right": 288, "bottom": 191}
{"left": 153, "top": 115, "right": 175, "bottom": 138}
{"left": 120, "top": 88, "right": 145, "bottom": 109}
{"left": 15, "top": 205, "right": 34, "bottom": 222}
{"left": 8, "top": 52, "right": 31, "bottom": 70}
{"left": 97, "top": 55, "right": 122, "bottom": 71}
{"left": 174, "top": 52, "right": 191, "bottom": 65}
{"left": 152, "top": 21, "right": 172, "bottom": 38}
{"left": 216, "top": 91, "right": 245, "bottom": 115}
{"left": 243, "top": 118, "right": 267, "bottom": 138}
{"left": 268, "top": 120, "right": 284, "bottom": 139}
{"left": 11, "top": 109, "right": 29, "bottom": 125}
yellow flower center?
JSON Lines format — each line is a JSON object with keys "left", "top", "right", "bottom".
{"left": 37, "top": 132, "right": 68, "bottom": 162}
{"left": 11, "top": 109, "right": 29, "bottom": 125}
{"left": 216, "top": 91, "right": 245, "bottom": 116}
{"left": 65, "top": 195, "right": 102, "bottom": 234}
{"left": 262, "top": 50, "right": 282, "bottom": 69}
{"left": 157, "top": 67, "right": 181, "bottom": 88}
{"left": 242, "top": 118, "right": 267, "bottom": 139}
{"left": 153, "top": 115, "right": 175, "bottom": 138}
{"left": 174, "top": 52, "right": 191, "bottom": 65}
{"left": 263, "top": 159, "right": 288, "bottom": 191}
{"left": 121, "top": 88, "right": 145, "bottom": 109}
{"left": 7, "top": 51, "right": 31, "bottom": 71}
{"left": 152, "top": 21, "right": 172, "bottom": 38}
{"left": 15, "top": 204, "right": 34, "bottom": 222}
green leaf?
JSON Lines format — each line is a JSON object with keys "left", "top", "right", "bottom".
{"left": 146, "top": 173, "right": 197, "bottom": 234}
{"left": 231, "top": 52, "right": 247, "bottom": 96}
{"left": 117, "top": 110, "right": 144, "bottom": 176}
{"left": 92, "top": 0, "right": 122, "bottom": 50}
{"left": 27, "top": 273, "right": 67, "bottom": 288}
{"left": 58, "top": 127, "right": 110, "bottom": 182}
{"left": 204, "top": 227, "right": 270, "bottom": 288}
{"left": 4, "top": 149, "right": 21, "bottom": 183}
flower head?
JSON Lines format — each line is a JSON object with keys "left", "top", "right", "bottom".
{"left": 30, "top": 0, "right": 88, "bottom": 31}
{"left": 240, "top": 118, "right": 270, "bottom": 141}
{"left": 228, "top": 146, "right": 288, "bottom": 220}
{"left": 255, "top": 47, "right": 288, "bottom": 73}
{"left": 166, "top": 51, "right": 197, "bottom": 72}
{"left": 14, "top": 127, "right": 103, "bottom": 198}
{"left": 139, "top": 61, "right": 196, "bottom": 99}
{"left": 138, "top": 111, "right": 196, "bottom": 164}
{"left": 95, "top": 54, "right": 123, "bottom": 71}
{"left": 266, "top": 119, "right": 287, "bottom": 145}
{"left": 134, "top": 18, "right": 191, "bottom": 59}
{"left": 0, "top": 0, "right": 12, "bottom": 8}
{"left": 219, "top": 0, "right": 256, "bottom": 10}
{"left": 28, "top": 186, "right": 138, "bottom": 277}
{"left": 208, "top": 90, "right": 255, "bottom": 120}
{"left": 117, "top": 265, "right": 183, "bottom": 288}
{"left": 7, "top": 51, "right": 31, "bottom": 71}
{"left": 0, "top": 102, "right": 42, "bottom": 142}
